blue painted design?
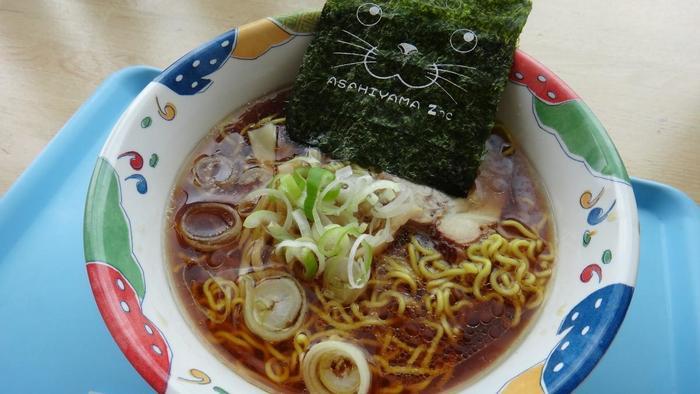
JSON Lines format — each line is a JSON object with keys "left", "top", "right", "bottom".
{"left": 213, "top": 387, "right": 230, "bottom": 394}
{"left": 542, "top": 283, "right": 634, "bottom": 394}
{"left": 124, "top": 174, "right": 148, "bottom": 194}
{"left": 154, "top": 29, "right": 237, "bottom": 95}
{"left": 587, "top": 201, "right": 616, "bottom": 226}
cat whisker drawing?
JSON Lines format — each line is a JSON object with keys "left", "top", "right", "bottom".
{"left": 333, "top": 51, "right": 377, "bottom": 60}
{"left": 434, "top": 74, "right": 469, "bottom": 94}
{"left": 341, "top": 29, "right": 378, "bottom": 51}
{"left": 336, "top": 39, "right": 374, "bottom": 53}
{"left": 435, "top": 63, "right": 477, "bottom": 71}
{"left": 434, "top": 68, "right": 470, "bottom": 80}
{"left": 431, "top": 79, "right": 458, "bottom": 104}
{"left": 325, "top": 17, "right": 479, "bottom": 103}
{"left": 333, "top": 60, "right": 377, "bottom": 69}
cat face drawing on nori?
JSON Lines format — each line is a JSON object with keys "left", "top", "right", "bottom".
{"left": 333, "top": 1, "right": 479, "bottom": 104}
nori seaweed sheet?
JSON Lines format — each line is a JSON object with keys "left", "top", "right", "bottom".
{"left": 287, "top": 0, "right": 531, "bottom": 196}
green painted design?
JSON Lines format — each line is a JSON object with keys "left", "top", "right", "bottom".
{"left": 84, "top": 158, "right": 146, "bottom": 299}
{"left": 149, "top": 153, "right": 159, "bottom": 168}
{"left": 534, "top": 98, "right": 630, "bottom": 183}
{"left": 212, "top": 387, "right": 230, "bottom": 394}
{"left": 583, "top": 230, "right": 592, "bottom": 247}
{"left": 602, "top": 249, "right": 613, "bottom": 264}
{"left": 274, "top": 11, "right": 321, "bottom": 34}
{"left": 141, "top": 116, "right": 152, "bottom": 128}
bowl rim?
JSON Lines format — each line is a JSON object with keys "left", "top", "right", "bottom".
{"left": 84, "top": 12, "right": 639, "bottom": 394}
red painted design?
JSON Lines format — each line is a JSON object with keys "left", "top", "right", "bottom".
{"left": 118, "top": 151, "right": 145, "bottom": 170}
{"left": 510, "top": 51, "right": 579, "bottom": 104}
{"left": 87, "top": 262, "right": 171, "bottom": 393}
{"left": 580, "top": 264, "right": 603, "bottom": 283}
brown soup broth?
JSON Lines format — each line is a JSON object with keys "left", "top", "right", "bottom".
{"left": 165, "top": 90, "right": 554, "bottom": 393}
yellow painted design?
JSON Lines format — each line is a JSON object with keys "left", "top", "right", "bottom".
{"left": 499, "top": 362, "right": 545, "bottom": 394}
{"left": 178, "top": 368, "right": 212, "bottom": 385}
{"left": 156, "top": 96, "right": 176, "bottom": 121}
{"left": 232, "top": 19, "right": 292, "bottom": 60}
{"left": 580, "top": 187, "right": 604, "bottom": 209}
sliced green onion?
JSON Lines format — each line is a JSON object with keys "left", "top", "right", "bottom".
{"left": 355, "top": 181, "right": 401, "bottom": 208}
{"left": 240, "top": 159, "right": 411, "bottom": 294}
{"left": 322, "top": 256, "right": 365, "bottom": 305}
{"left": 286, "top": 154, "right": 321, "bottom": 168}
{"left": 361, "top": 240, "right": 373, "bottom": 275}
{"left": 276, "top": 239, "right": 326, "bottom": 279}
{"left": 292, "top": 170, "right": 306, "bottom": 188}
{"left": 299, "top": 248, "right": 319, "bottom": 279}
{"left": 304, "top": 167, "right": 335, "bottom": 220}
{"left": 318, "top": 224, "right": 362, "bottom": 257}
{"left": 347, "top": 234, "right": 372, "bottom": 289}
{"left": 335, "top": 166, "right": 353, "bottom": 180}
{"left": 267, "top": 223, "right": 293, "bottom": 241}
{"left": 322, "top": 185, "right": 342, "bottom": 202}
{"left": 294, "top": 167, "right": 310, "bottom": 179}
{"left": 243, "top": 210, "right": 280, "bottom": 228}
{"left": 279, "top": 174, "right": 302, "bottom": 201}
{"left": 292, "top": 209, "right": 312, "bottom": 239}
{"left": 318, "top": 179, "right": 354, "bottom": 216}
{"left": 245, "top": 188, "right": 293, "bottom": 230}
{"left": 345, "top": 175, "right": 374, "bottom": 214}
{"left": 373, "top": 187, "right": 411, "bottom": 218}
{"left": 380, "top": 188, "right": 396, "bottom": 202}
{"left": 366, "top": 217, "right": 393, "bottom": 247}
{"left": 366, "top": 192, "right": 379, "bottom": 206}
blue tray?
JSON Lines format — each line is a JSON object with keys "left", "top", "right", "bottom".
{"left": 1, "top": 67, "right": 698, "bottom": 394}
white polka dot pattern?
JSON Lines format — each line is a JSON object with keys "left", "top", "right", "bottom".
{"left": 155, "top": 29, "right": 237, "bottom": 95}
{"left": 542, "top": 284, "right": 634, "bottom": 393}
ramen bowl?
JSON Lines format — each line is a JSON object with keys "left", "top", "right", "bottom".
{"left": 84, "top": 13, "right": 639, "bottom": 394}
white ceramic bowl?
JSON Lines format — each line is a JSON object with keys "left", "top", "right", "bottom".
{"left": 84, "top": 13, "right": 639, "bottom": 394}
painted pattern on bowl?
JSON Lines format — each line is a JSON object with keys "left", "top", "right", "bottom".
{"left": 84, "top": 12, "right": 639, "bottom": 394}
